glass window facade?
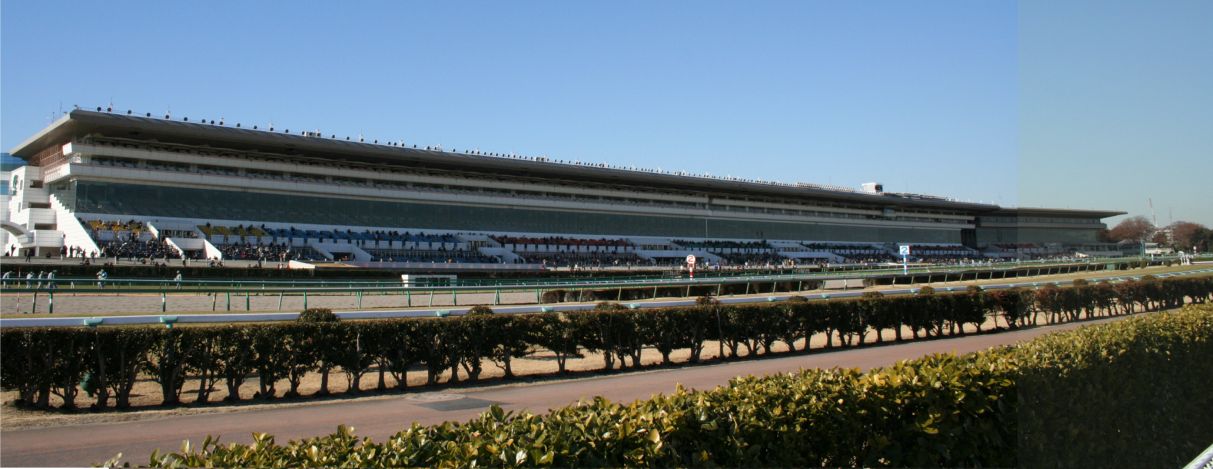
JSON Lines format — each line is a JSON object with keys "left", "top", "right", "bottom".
{"left": 978, "top": 215, "right": 1103, "bottom": 226}
{"left": 975, "top": 227, "right": 1100, "bottom": 244}
{"left": 67, "top": 181, "right": 960, "bottom": 242}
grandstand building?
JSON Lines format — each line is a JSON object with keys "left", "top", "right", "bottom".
{"left": 3, "top": 109, "right": 1124, "bottom": 267}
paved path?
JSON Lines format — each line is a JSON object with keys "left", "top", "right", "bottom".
{"left": 0, "top": 315, "right": 1128, "bottom": 467}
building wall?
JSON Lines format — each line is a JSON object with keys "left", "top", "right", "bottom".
{"left": 68, "top": 180, "right": 961, "bottom": 243}
{"left": 975, "top": 213, "right": 1108, "bottom": 245}
{"left": 0, "top": 169, "right": 9, "bottom": 250}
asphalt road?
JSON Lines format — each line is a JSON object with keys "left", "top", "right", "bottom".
{"left": 0, "top": 314, "right": 1131, "bottom": 467}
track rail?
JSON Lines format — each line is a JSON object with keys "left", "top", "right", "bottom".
{"left": 3, "top": 267, "right": 1209, "bottom": 328}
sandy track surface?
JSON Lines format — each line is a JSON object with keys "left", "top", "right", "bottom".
{"left": 3, "top": 264, "right": 1203, "bottom": 317}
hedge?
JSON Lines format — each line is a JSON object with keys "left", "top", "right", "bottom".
{"left": 1014, "top": 305, "right": 1213, "bottom": 467}
{"left": 2, "top": 276, "right": 1210, "bottom": 412}
{"left": 121, "top": 303, "right": 1213, "bottom": 467}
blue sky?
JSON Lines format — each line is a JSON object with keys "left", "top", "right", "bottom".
{"left": 2, "top": 1, "right": 1209, "bottom": 226}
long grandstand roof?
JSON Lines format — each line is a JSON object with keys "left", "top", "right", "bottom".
{"left": 989, "top": 207, "right": 1125, "bottom": 218}
{"left": 11, "top": 109, "right": 1122, "bottom": 218}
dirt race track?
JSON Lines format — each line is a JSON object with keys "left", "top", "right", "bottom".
{"left": 0, "top": 314, "right": 1140, "bottom": 467}
{"left": 3, "top": 264, "right": 1205, "bottom": 318}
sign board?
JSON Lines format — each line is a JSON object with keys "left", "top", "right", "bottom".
{"left": 898, "top": 245, "right": 911, "bottom": 256}
{"left": 686, "top": 254, "right": 697, "bottom": 266}
{"left": 401, "top": 274, "right": 458, "bottom": 288}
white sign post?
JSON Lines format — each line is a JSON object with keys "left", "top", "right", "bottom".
{"left": 686, "top": 254, "right": 697, "bottom": 279}
{"left": 898, "top": 245, "right": 910, "bottom": 275}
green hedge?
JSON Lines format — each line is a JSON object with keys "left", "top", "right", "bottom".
{"left": 1015, "top": 305, "right": 1213, "bottom": 467}
{"left": 128, "top": 303, "right": 1213, "bottom": 467}
{"left": 2, "top": 277, "right": 1210, "bottom": 412}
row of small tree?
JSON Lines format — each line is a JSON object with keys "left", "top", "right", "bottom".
{"left": 2, "top": 276, "right": 1209, "bottom": 411}
{"left": 137, "top": 305, "right": 1213, "bottom": 468}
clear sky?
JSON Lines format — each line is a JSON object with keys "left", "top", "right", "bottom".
{"left": 2, "top": 1, "right": 1209, "bottom": 226}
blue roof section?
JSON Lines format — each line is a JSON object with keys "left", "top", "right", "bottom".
{"left": 0, "top": 153, "right": 24, "bottom": 171}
